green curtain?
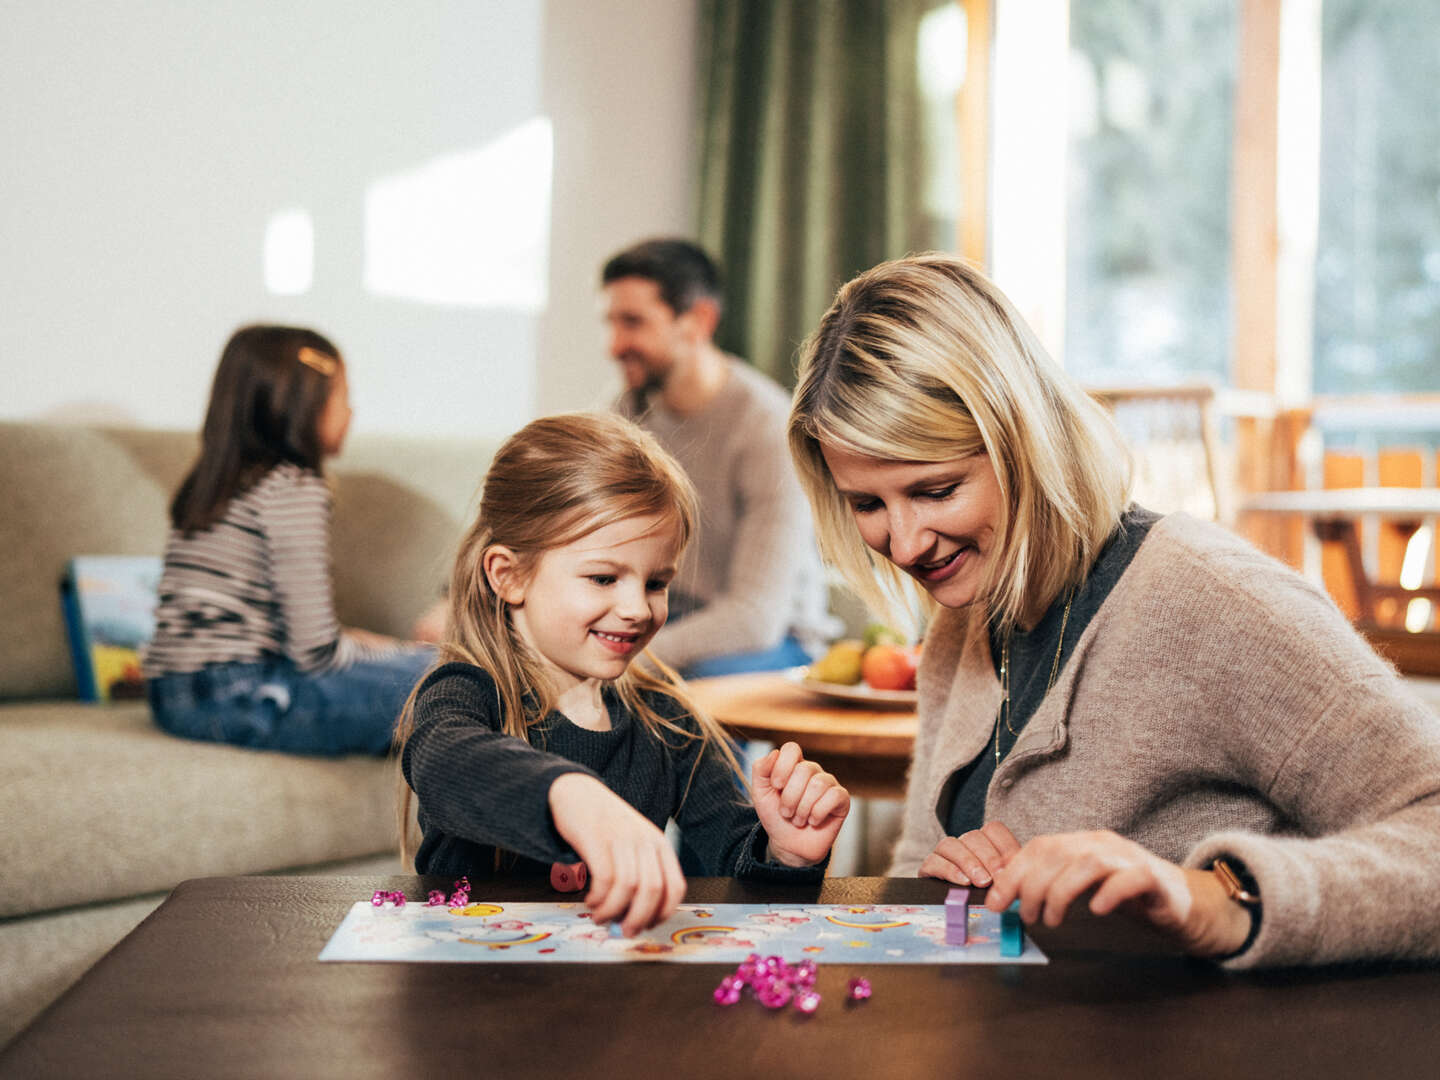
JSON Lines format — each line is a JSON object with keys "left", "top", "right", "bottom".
{"left": 695, "top": 0, "right": 943, "bottom": 386}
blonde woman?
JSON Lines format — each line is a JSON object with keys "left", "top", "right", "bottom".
{"left": 788, "top": 253, "right": 1440, "bottom": 967}
{"left": 396, "top": 412, "right": 849, "bottom": 936}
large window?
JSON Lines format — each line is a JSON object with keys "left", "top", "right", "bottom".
{"left": 950, "top": 0, "right": 1440, "bottom": 410}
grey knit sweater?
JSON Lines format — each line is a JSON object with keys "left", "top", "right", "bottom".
{"left": 891, "top": 513, "right": 1440, "bottom": 968}
{"left": 617, "top": 359, "right": 835, "bottom": 669}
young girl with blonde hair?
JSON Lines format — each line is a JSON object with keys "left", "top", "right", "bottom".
{"left": 397, "top": 412, "right": 849, "bottom": 935}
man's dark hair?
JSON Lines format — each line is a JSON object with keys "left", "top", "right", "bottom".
{"left": 601, "top": 238, "right": 724, "bottom": 317}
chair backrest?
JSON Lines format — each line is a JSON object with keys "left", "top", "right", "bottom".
{"left": 1089, "top": 384, "right": 1227, "bottom": 522}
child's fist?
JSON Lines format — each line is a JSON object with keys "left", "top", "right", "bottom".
{"left": 751, "top": 741, "right": 851, "bottom": 867}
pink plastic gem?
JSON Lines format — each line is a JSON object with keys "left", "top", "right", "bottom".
{"left": 712, "top": 982, "right": 743, "bottom": 1006}
{"left": 448, "top": 890, "right": 469, "bottom": 908}
{"left": 370, "top": 890, "right": 387, "bottom": 907}
{"left": 759, "top": 983, "right": 793, "bottom": 1009}
{"left": 454, "top": 876, "right": 471, "bottom": 892}
{"left": 794, "top": 990, "right": 822, "bottom": 1014}
{"left": 426, "top": 890, "right": 446, "bottom": 906}
{"left": 847, "top": 977, "right": 872, "bottom": 1001}
{"left": 387, "top": 891, "right": 406, "bottom": 907}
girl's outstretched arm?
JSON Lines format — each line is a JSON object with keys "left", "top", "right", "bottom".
{"left": 548, "top": 773, "right": 688, "bottom": 936}
{"left": 751, "top": 742, "right": 851, "bottom": 867}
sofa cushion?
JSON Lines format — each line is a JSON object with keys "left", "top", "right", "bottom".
{"left": 0, "top": 703, "right": 401, "bottom": 919}
{"left": 0, "top": 424, "right": 185, "bottom": 700}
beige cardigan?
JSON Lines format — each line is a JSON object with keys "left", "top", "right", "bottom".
{"left": 890, "top": 513, "right": 1440, "bottom": 968}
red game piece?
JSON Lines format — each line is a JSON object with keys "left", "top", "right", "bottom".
{"left": 550, "top": 861, "right": 588, "bottom": 892}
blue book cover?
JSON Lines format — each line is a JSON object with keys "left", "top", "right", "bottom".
{"left": 59, "top": 555, "right": 162, "bottom": 702}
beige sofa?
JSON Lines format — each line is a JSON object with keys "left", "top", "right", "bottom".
{"left": 0, "top": 420, "right": 494, "bottom": 1047}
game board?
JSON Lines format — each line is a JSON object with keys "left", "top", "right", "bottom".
{"left": 319, "top": 901, "right": 1047, "bottom": 964}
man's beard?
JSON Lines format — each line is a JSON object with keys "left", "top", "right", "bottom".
{"left": 622, "top": 352, "right": 670, "bottom": 398}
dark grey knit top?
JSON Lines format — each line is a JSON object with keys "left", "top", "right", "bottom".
{"left": 403, "top": 662, "right": 825, "bottom": 883}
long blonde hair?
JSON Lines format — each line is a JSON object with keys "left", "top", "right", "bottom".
{"left": 788, "top": 253, "right": 1131, "bottom": 636}
{"left": 395, "top": 411, "right": 743, "bottom": 863}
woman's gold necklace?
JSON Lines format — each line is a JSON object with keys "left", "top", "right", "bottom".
{"left": 995, "top": 590, "right": 1074, "bottom": 767}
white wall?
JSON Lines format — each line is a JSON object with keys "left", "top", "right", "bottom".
{"left": 538, "top": 0, "right": 697, "bottom": 414}
{"left": 0, "top": 1, "right": 696, "bottom": 438}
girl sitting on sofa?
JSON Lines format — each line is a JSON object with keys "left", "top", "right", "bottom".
{"left": 144, "top": 324, "right": 433, "bottom": 755}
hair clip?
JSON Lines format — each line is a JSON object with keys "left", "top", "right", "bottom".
{"left": 297, "top": 346, "right": 338, "bottom": 376}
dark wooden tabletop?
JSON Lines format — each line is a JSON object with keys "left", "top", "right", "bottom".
{"left": 4, "top": 875, "right": 1439, "bottom": 1080}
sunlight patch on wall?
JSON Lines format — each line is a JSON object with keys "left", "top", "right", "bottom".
{"left": 363, "top": 117, "right": 553, "bottom": 310}
{"left": 264, "top": 209, "right": 315, "bottom": 295}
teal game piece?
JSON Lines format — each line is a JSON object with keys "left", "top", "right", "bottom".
{"left": 999, "top": 900, "right": 1024, "bottom": 957}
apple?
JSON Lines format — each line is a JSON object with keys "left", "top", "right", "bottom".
{"left": 861, "top": 644, "right": 918, "bottom": 691}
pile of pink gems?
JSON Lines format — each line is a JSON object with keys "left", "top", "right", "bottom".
{"left": 713, "top": 954, "right": 871, "bottom": 1015}
{"left": 370, "top": 876, "right": 474, "bottom": 910}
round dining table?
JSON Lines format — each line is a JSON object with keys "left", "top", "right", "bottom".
{"left": 685, "top": 669, "right": 916, "bottom": 801}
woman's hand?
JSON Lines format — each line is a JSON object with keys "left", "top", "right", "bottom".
{"left": 983, "top": 830, "right": 1252, "bottom": 957}
{"left": 918, "top": 821, "right": 1021, "bottom": 887}
{"left": 547, "top": 772, "right": 686, "bottom": 937}
{"left": 752, "top": 742, "right": 851, "bottom": 867}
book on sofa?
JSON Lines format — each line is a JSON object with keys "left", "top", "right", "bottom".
{"left": 60, "top": 555, "right": 162, "bottom": 702}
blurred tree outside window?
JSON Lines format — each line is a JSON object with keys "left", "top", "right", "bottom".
{"left": 916, "top": 2, "right": 966, "bottom": 253}
{"left": 1314, "top": 0, "right": 1440, "bottom": 400}
{"left": 1063, "top": 0, "right": 1238, "bottom": 388}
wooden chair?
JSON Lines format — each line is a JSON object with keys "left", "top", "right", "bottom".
{"left": 1089, "top": 384, "right": 1227, "bottom": 522}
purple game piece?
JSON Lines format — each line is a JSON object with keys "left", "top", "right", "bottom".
{"left": 945, "top": 886, "right": 970, "bottom": 945}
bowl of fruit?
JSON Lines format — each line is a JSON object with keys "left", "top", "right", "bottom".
{"left": 792, "top": 625, "right": 920, "bottom": 708}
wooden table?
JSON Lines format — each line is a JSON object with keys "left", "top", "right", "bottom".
{"left": 1241, "top": 488, "right": 1440, "bottom": 672}
{"left": 6, "top": 874, "right": 1440, "bottom": 1080}
{"left": 1241, "top": 488, "right": 1440, "bottom": 612}
{"left": 687, "top": 670, "right": 916, "bottom": 800}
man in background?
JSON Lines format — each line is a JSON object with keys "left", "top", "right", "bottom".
{"left": 601, "top": 238, "right": 836, "bottom": 678}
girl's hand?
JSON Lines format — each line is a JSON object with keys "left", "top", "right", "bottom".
{"left": 751, "top": 742, "right": 851, "bottom": 867}
{"left": 344, "top": 627, "right": 403, "bottom": 650}
{"left": 918, "top": 821, "right": 1021, "bottom": 887}
{"left": 547, "top": 772, "right": 686, "bottom": 937}
{"left": 983, "top": 830, "right": 1252, "bottom": 958}
{"left": 410, "top": 600, "right": 449, "bottom": 643}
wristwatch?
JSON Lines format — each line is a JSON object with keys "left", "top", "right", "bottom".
{"left": 1211, "top": 856, "right": 1262, "bottom": 957}
{"left": 1211, "top": 857, "right": 1261, "bottom": 907}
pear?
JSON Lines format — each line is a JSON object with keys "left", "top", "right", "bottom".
{"left": 863, "top": 623, "right": 906, "bottom": 648}
{"left": 810, "top": 639, "right": 866, "bottom": 684}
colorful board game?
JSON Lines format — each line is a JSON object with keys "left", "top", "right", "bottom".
{"left": 319, "top": 900, "right": 1047, "bottom": 965}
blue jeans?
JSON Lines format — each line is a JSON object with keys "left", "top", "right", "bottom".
{"left": 147, "top": 648, "right": 436, "bottom": 756}
{"left": 679, "top": 634, "right": 815, "bottom": 679}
